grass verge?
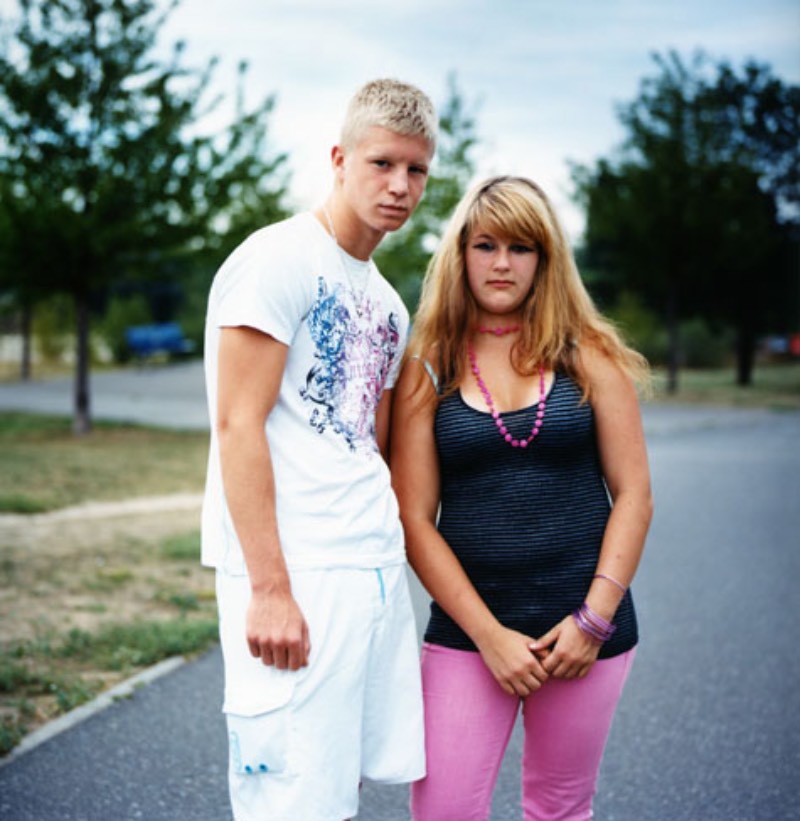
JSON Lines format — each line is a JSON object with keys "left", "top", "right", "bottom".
{"left": 0, "top": 616, "right": 217, "bottom": 756}
{"left": 650, "top": 362, "right": 800, "bottom": 409}
{"left": 0, "top": 413, "right": 214, "bottom": 757}
{"left": 1, "top": 506, "right": 216, "bottom": 756}
{"left": 0, "top": 412, "right": 208, "bottom": 513}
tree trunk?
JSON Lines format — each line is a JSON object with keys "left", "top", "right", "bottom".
{"left": 73, "top": 294, "right": 92, "bottom": 435}
{"left": 665, "top": 286, "right": 680, "bottom": 394}
{"left": 20, "top": 302, "right": 33, "bottom": 382}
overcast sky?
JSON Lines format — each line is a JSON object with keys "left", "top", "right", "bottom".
{"left": 3, "top": 0, "right": 799, "bottom": 238}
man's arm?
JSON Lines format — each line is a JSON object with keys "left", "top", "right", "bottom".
{"left": 217, "top": 326, "right": 310, "bottom": 670}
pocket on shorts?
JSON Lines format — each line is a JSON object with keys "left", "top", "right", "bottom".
{"left": 227, "top": 704, "right": 292, "bottom": 777}
{"left": 223, "top": 663, "right": 298, "bottom": 777}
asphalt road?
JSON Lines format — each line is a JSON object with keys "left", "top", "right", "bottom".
{"left": 1, "top": 364, "right": 798, "bottom": 820}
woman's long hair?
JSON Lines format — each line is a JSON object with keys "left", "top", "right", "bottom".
{"left": 407, "top": 175, "right": 650, "bottom": 401}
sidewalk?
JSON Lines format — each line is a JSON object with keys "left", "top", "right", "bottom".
{"left": 0, "top": 359, "right": 783, "bottom": 436}
{"left": 0, "top": 492, "right": 204, "bottom": 527}
{"left": 0, "top": 361, "right": 210, "bottom": 430}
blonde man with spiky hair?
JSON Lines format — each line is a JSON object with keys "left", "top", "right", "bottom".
{"left": 202, "top": 78, "right": 437, "bottom": 820}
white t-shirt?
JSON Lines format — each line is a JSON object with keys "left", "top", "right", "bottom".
{"left": 201, "top": 212, "right": 410, "bottom": 574}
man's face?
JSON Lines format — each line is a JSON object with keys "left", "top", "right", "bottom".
{"left": 333, "top": 126, "right": 434, "bottom": 235}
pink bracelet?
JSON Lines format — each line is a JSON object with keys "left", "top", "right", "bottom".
{"left": 572, "top": 602, "right": 617, "bottom": 643}
{"left": 581, "top": 603, "right": 616, "bottom": 634}
{"left": 593, "top": 573, "right": 627, "bottom": 594}
{"left": 572, "top": 609, "right": 606, "bottom": 643}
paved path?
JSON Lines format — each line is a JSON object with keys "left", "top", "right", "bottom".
{"left": 0, "top": 362, "right": 210, "bottom": 430}
{"left": 1, "top": 365, "right": 798, "bottom": 819}
{"left": 0, "top": 360, "right": 778, "bottom": 436}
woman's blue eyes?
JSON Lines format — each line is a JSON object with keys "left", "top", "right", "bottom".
{"left": 472, "top": 242, "right": 535, "bottom": 254}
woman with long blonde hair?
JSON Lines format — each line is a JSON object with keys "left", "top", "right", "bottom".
{"left": 391, "top": 176, "right": 653, "bottom": 820}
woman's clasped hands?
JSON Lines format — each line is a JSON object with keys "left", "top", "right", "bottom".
{"left": 478, "top": 615, "right": 603, "bottom": 697}
{"left": 475, "top": 624, "right": 549, "bottom": 697}
{"left": 530, "top": 614, "right": 603, "bottom": 681}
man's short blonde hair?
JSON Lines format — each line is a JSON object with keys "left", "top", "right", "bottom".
{"left": 340, "top": 78, "right": 437, "bottom": 151}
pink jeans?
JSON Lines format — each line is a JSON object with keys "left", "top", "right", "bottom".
{"left": 410, "top": 643, "right": 636, "bottom": 821}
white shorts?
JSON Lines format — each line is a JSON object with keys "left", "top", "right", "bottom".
{"left": 216, "top": 564, "right": 425, "bottom": 821}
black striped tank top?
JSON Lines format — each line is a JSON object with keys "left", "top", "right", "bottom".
{"left": 425, "top": 372, "right": 638, "bottom": 659}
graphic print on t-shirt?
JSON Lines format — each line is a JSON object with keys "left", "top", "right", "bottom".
{"left": 300, "top": 277, "right": 400, "bottom": 452}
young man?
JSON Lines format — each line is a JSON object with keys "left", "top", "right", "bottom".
{"left": 201, "top": 79, "right": 437, "bottom": 821}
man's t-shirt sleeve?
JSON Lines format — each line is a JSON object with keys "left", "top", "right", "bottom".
{"left": 213, "top": 228, "right": 310, "bottom": 345}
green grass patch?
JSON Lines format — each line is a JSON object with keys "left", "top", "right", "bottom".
{"left": 0, "top": 652, "right": 104, "bottom": 756}
{"left": 0, "top": 413, "right": 79, "bottom": 439}
{"left": 157, "top": 591, "right": 201, "bottom": 612}
{"left": 1, "top": 699, "right": 36, "bottom": 757}
{"left": 0, "top": 617, "right": 218, "bottom": 756}
{"left": 651, "top": 362, "right": 800, "bottom": 408}
{"left": 57, "top": 619, "right": 218, "bottom": 670}
{"left": 84, "top": 567, "right": 135, "bottom": 592}
{"left": 0, "top": 495, "right": 50, "bottom": 514}
{"left": 161, "top": 531, "right": 201, "bottom": 561}
{"left": 0, "top": 659, "right": 39, "bottom": 693}
{"left": 0, "top": 412, "right": 208, "bottom": 512}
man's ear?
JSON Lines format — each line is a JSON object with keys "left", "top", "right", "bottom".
{"left": 331, "top": 144, "right": 346, "bottom": 183}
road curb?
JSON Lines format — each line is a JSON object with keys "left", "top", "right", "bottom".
{"left": 0, "top": 656, "right": 187, "bottom": 769}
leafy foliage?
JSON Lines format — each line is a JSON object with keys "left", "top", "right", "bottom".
{"left": 573, "top": 51, "right": 799, "bottom": 388}
{"left": 0, "top": 0, "right": 290, "bottom": 429}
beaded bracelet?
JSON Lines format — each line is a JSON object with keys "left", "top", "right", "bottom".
{"left": 582, "top": 603, "right": 616, "bottom": 634}
{"left": 572, "top": 602, "right": 617, "bottom": 643}
{"left": 572, "top": 608, "right": 606, "bottom": 643}
{"left": 593, "top": 573, "right": 627, "bottom": 594}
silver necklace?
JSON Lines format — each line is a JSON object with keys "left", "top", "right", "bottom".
{"left": 322, "top": 205, "right": 372, "bottom": 313}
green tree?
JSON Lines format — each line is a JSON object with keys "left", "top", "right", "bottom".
{"left": 0, "top": 0, "right": 290, "bottom": 431}
{"left": 375, "top": 74, "right": 480, "bottom": 309}
{"left": 0, "top": 173, "right": 52, "bottom": 381}
{"left": 573, "top": 51, "right": 799, "bottom": 390}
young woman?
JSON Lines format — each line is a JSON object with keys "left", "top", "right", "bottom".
{"left": 391, "top": 176, "right": 653, "bottom": 821}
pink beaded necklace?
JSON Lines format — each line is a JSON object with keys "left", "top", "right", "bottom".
{"left": 468, "top": 325, "right": 547, "bottom": 449}
{"left": 477, "top": 324, "right": 519, "bottom": 337}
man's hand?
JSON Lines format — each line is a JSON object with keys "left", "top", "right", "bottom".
{"left": 246, "top": 589, "right": 310, "bottom": 671}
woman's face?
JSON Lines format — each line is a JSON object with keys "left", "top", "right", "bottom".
{"left": 464, "top": 228, "right": 539, "bottom": 321}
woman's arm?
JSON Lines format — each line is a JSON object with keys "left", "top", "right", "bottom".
{"left": 532, "top": 344, "right": 653, "bottom": 678}
{"left": 375, "top": 388, "right": 393, "bottom": 463}
{"left": 391, "top": 359, "right": 548, "bottom": 697}
{"left": 584, "top": 344, "right": 653, "bottom": 615}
